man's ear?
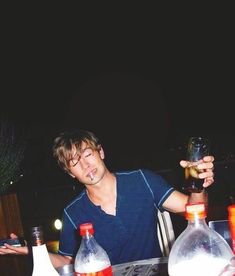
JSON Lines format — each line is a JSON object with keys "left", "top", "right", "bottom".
{"left": 99, "top": 146, "right": 105, "bottom": 160}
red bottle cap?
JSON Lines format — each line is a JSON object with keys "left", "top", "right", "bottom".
{"left": 79, "top": 222, "right": 94, "bottom": 236}
{"left": 185, "top": 202, "right": 207, "bottom": 220}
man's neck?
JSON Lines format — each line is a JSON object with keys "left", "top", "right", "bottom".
{"left": 86, "top": 173, "right": 117, "bottom": 215}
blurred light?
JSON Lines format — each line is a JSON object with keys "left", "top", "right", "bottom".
{"left": 54, "top": 219, "right": 62, "bottom": 230}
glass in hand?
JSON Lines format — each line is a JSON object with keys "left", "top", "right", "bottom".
{"left": 182, "top": 137, "right": 210, "bottom": 193}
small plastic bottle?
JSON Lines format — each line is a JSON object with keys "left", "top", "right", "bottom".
{"left": 168, "top": 203, "right": 233, "bottom": 276}
{"left": 31, "top": 225, "right": 59, "bottom": 276}
{"left": 74, "top": 222, "right": 113, "bottom": 276}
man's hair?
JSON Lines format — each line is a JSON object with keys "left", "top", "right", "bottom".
{"left": 52, "top": 129, "right": 100, "bottom": 173}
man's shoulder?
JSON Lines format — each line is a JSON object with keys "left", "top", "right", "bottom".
{"left": 115, "top": 168, "right": 141, "bottom": 179}
{"left": 115, "top": 168, "right": 154, "bottom": 175}
{"left": 64, "top": 189, "right": 87, "bottom": 211}
{"left": 115, "top": 168, "right": 162, "bottom": 182}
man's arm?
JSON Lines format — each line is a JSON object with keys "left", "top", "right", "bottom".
{"left": 49, "top": 253, "right": 73, "bottom": 268}
{"left": 0, "top": 233, "right": 73, "bottom": 269}
{"left": 162, "top": 155, "right": 214, "bottom": 214}
{"left": 162, "top": 189, "right": 208, "bottom": 215}
{"left": 162, "top": 190, "right": 188, "bottom": 214}
{"left": 0, "top": 233, "right": 29, "bottom": 255}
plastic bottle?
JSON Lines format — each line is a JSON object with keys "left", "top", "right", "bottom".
{"left": 74, "top": 222, "right": 113, "bottom": 275}
{"left": 31, "top": 225, "right": 59, "bottom": 276}
{"left": 168, "top": 203, "right": 233, "bottom": 276}
{"left": 228, "top": 204, "right": 235, "bottom": 253}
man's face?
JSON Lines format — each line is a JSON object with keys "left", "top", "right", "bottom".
{"left": 68, "top": 141, "right": 106, "bottom": 185}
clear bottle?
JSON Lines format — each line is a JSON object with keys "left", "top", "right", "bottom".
{"left": 74, "top": 222, "right": 113, "bottom": 276}
{"left": 168, "top": 203, "right": 233, "bottom": 276}
{"left": 182, "top": 137, "right": 210, "bottom": 193}
{"left": 31, "top": 225, "right": 59, "bottom": 276}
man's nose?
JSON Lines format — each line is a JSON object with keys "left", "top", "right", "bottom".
{"left": 80, "top": 157, "right": 90, "bottom": 169}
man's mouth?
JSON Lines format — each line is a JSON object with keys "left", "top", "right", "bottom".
{"left": 87, "top": 170, "right": 96, "bottom": 181}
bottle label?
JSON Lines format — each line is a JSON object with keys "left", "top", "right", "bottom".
{"left": 75, "top": 265, "right": 112, "bottom": 276}
{"left": 232, "top": 239, "right": 235, "bottom": 254}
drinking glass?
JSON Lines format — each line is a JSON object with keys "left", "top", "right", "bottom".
{"left": 182, "top": 136, "right": 210, "bottom": 193}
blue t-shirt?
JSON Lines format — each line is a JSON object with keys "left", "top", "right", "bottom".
{"left": 58, "top": 169, "right": 175, "bottom": 265}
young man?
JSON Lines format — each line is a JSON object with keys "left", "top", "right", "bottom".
{"left": 0, "top": 129, "right": 214, "bottom": 268}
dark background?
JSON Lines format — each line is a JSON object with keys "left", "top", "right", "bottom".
{"left": 1, "top": 6, "right": 235, "bottom": 240}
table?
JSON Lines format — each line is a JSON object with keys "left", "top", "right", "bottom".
{"left": 55, "top": 257, "right": 169, "bottom": 275}
{"left": 112, "top": 257, "right": 168, "bottom": 276}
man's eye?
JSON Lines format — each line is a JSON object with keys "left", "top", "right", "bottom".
{"left": 84, "top": 149, "right": 93, "bottom": 157}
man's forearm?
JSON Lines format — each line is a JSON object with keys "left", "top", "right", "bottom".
{"left": 49, "top": 252, "right": 73, "bottom": 268}
{"left": 187, "top": 189, "right": 208, "bottom": 208}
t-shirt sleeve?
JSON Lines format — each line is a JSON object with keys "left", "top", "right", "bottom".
{"left": 58, "top": 209, "right": 81, "bottom": 257}
{"left": 140, "top": 169, "right": 175, "bottom": 212}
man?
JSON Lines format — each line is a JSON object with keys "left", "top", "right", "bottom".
{"left": 0, "top": 129, "right": 214, "bottom": 268}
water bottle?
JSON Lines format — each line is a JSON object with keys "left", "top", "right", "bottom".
{"left": 168, "top": 203, "right": 233, "bottom": 276}
{"left": 74, "top": 222, "right": 113, "bottom": 275}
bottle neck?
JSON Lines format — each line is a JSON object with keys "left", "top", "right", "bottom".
{"left": 33, "top": 238, "right": 44, "bottom": 246}
{"left": 185, "top": 203, "right": 207, "bottom": 227}
{"left": 82, "top": 231, "right": 93, "bottom": 239}
{"left": 31, "top": 226, "right": 44, "bottom": 246}
{"left": 187, "top": 216, "right": 208, "bottom": 228}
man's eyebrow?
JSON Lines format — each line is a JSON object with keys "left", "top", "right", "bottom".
{"left": 69, "top": 152, "right": 80, "bottom": 161}
{"left": 81, "top": 147, "right": 92, "bottom": 152}
{"left": 70, "top": 147, "right": 92, "bottom": 160}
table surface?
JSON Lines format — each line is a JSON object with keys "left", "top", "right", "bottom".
{"left": 112, "top": 257, "right": 169, "bottom": 276}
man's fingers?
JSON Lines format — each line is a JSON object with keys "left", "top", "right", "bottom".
{"left": 203, "top": 155, "right": 214, "bottom": 162}
{"left": 180, "top": 160, "right": 188, "bottom": 168}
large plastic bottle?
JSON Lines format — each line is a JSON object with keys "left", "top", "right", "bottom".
{"left": 74, "top": 222, "right": 113, "bottom": 276}
{"left": 168, "top": 203, "right": 233, "bottom": 276}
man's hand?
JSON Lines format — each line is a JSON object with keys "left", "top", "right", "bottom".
{"left": 180, "top": 155, "right": 214, "bottom": 188}
{"left": 0, "top": 233, "right": 28, "bottom": 255}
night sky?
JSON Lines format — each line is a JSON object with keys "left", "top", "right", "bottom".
{"left": 1, "top": 6, "right": 235, "bottom": 240}
{"left": 1, "top": 9, "right": 235, "bottom": 182}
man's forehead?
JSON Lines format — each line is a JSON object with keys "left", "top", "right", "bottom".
{"left": 72, "top": 141, "right": 88, "bottom": 152}
{"left": 80, "top": 141, "right": 89, "bottom": 149}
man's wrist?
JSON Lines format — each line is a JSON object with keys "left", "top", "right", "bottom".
{"left": 187, "top": 189, "right": 208, "bottom": 205}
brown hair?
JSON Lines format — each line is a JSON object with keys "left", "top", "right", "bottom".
{"left": 52, "top": 129, "right": 100, "bottom": 173}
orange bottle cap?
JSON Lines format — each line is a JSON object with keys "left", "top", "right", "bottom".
{"left": 185, "top": 202, "right": 207, "bottom": 220}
